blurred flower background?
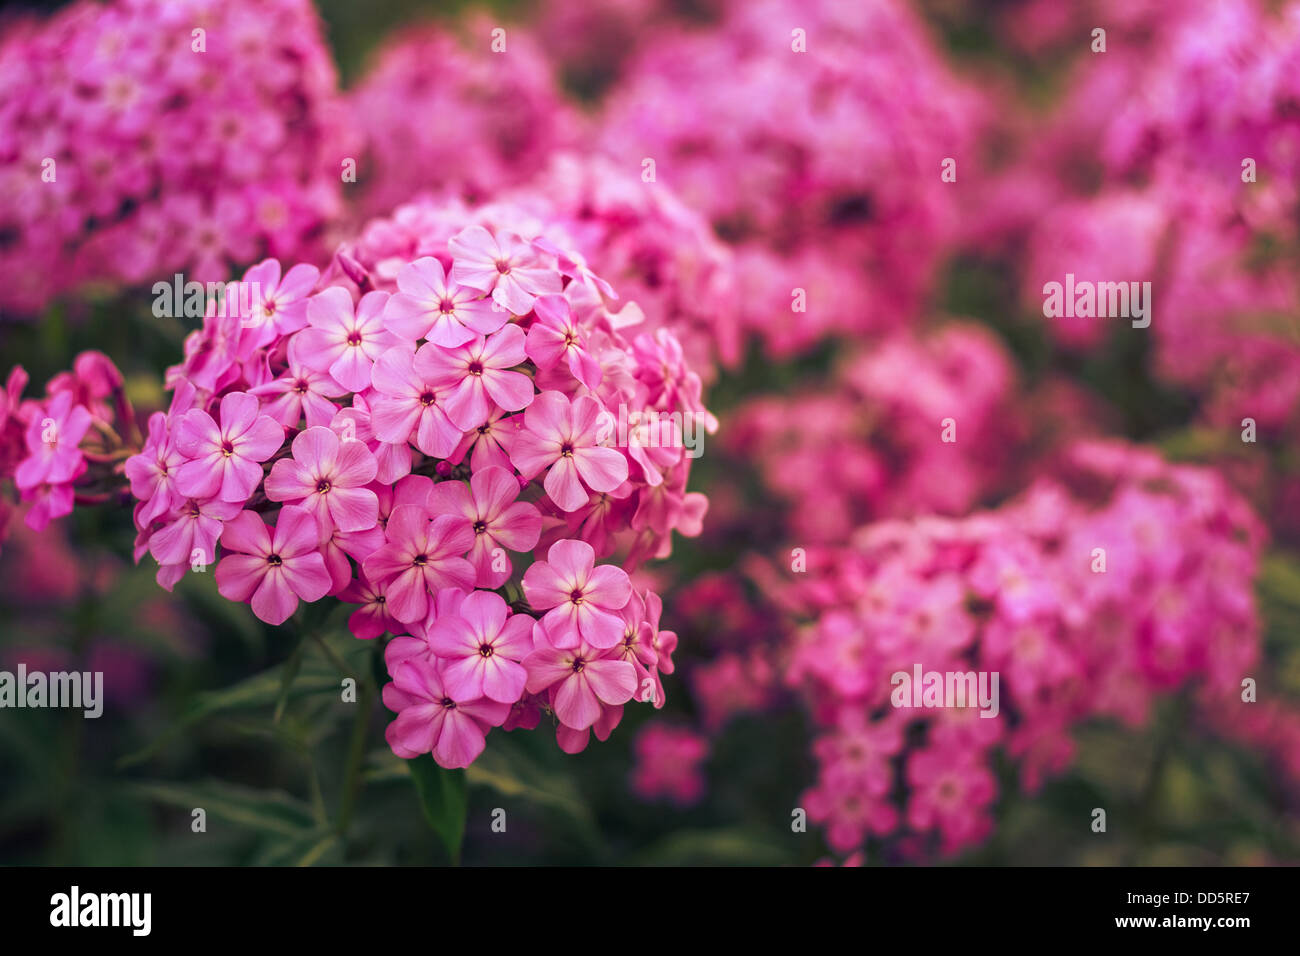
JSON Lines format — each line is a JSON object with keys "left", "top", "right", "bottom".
{"left": 1, "top": 0, "right": 1300, "bottom": 866}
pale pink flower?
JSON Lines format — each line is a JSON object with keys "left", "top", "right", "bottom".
{"left": 361, "top": 504, "right": 475, "bottom": 623}
{"left": 249, "top": 354, "right": 347, "bottom": 430}
{"left": 510, "top": 390, "right": 628, "bottom": 512}
{"left": 368, "top": 345, "right": 463, "bottom": 458}
{"left": 294, "top": 287, "right": 399, "bottom": 392}
{"left": 525, "top": 294, "right": 602, "bottom": 390}
{"left": 523, "top": 636, "right": 637, "bottom": 731}
{"left": 448, "top": 225, "right": 561, "bottom": 315}
{"left": 383, "top": 256, "right": 503, "bottom": 346}
{"left": 417, "top": 324, "right": 535, "bottom": 430}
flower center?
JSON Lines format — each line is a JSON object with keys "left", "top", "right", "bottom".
{"left": 570, "top": 588, "right": 585, "bottom": 606}
{"left": 346, "top": 331, "right": 362, "bottom": 346}
{"left": 560, "top": 442, "right": 574, "bottom": 458}
{"left": 468, "top": 361, "right": 483, "bottom": 376}
{"left": 267, "top": 554, "right": 282, "bottom": 566}
{"left": 494, "top": 259, "right": 511, "bottom": 275}
{"left": 316, "top": 479, "right": 331, "bottom": 494}
{"left": 441, "top": 697, "right": 457, "bottom": 710}
{"left": 479, "top": 643, "right": 494, "bottom": 659}
{"left": 439, "top": 298, "right": 456, "bottom": 314}
{"left": 419, "top": 390, "right": 436, "bottom": 406}
{"left": 472, "top": 520, "right": 487, "bottom": 535}
{"left": 220, "top": 440, "right": 235, "bottom": 457}
{"left": 294, "top": 380, "right": 309, "bottom": 394}
{"left": 570, "top": 657, "right": 586, "bottom": 674}
{"left": 412, "top": 554, "right": 428, "bottom": 566}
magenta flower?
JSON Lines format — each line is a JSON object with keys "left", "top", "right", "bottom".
{"left": 428, "top": 465, "right": 542, "bottom": 588}
{"left": 340, "top": 570, "right": 404, "bottom": 640}
{"left": 14, "top": 391, "right": 92, "bottom": 495}
{"left": 525, "top": 294, "right": 602, "bottom": 391}
{"left": 361, "top": 504, "right": 475, "bottom": 623}
{"left": 173, "top": 391, "right": 284, "bottom": 502}
{"left": 147, "top": 495, "right": 243, "bottom": 585}
{"left": 522, "top": 538, "right": 632, "bottom": 649}
{"left": 293, "top": 288, "right": 399, "bottom": 393}
{"left": 368, "top": 345, "right": 463, "bottom": 459}
{"left": 429, "top": 591, "right": 534, "bottom": 703}
{"left": 448, "top": 226, "right": 561, "bottom": 316}
{"left": 264, "top": 426, "right": 379, "bottom": 534}
{"left": 248, "top": 354, "right": 347, "bottom": 430}
{"left": 417, "top": 324, "right": 535, "bottom": 431}
{"left": 383, "top": 256, "right": 503, "bottom": 347}
{"left": 124, "top": 412, "right": 186, "bottom": 525}
{"left": 383, "top": 657, "right": 510, "bottom": 767}
{"left": 510, "top": 390, "right": 628, "bottom": 512}
{"left": 215, "top": 505, "right": 332, "bottom": 625}
{"left": 523, "top": 637, "right": 637, "bottom": 731}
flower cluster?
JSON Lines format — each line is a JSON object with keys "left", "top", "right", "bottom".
{"left": 2, "top": 196, "right": 713, "bottom": 768}
{"left": 722, "top": 324, "right": 1023, "bottom": 543}
{"left": 0, "top": 0, "right": 350, "bottom": 315}
{"left": 346, "top": 18, "right": 579, "bottom": 219}
{"left": 778, "top": 441, "right": 1266, "bottom": 858}
{"left": 596, "top": 0, "right": 986, "bottom": 356}
{"left": 629, "top": 724, "right": 709, "bottom": 806}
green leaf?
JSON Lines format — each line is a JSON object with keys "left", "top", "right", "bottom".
{"left": 129, "top": 780, "right": 317, "bottom": 838}
{"left": 116, "top": 657, "right": 343, "bottom": 768}
{"left": 408, "top": 755, "right": 467, "bottom": 864}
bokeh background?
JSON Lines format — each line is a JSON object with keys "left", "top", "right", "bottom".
{"left": 2, "top": 0, "right": 1300, "bottom": 865}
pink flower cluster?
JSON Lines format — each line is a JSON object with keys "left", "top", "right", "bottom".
{"left": 629, "top": 724, "right": 709, "bottom": 806}
{"left": 596, "top": 0, "right": 986, "bottom": 356}
{"left": 1, "top": 196, "right": 713, "bottom": 768}
{"left": 722, "top": 324, "right": 1023, "bottom": 543}
{"left": 346, "top": 18, "right": 579, "bottom": 219}
{"left": 0, "top": 0, "right": 350, "bottom": 315}
{"left": 777, "top": 441, "right": 1266, "bottom": 858}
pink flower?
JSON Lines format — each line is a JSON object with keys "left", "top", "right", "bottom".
{"left": 448, "top": 225, "right": 561, "bottom": 316}
{"left": 523, "top": 636, "right": 636, "bottom": 731}
{"left": 293, "top": 288, "right": 399, "bottom": 393}
{"left": 429, "top": 590, "right": 534, "bottom": 703}
{"left": 383, "top": 657, "right": 510, "bottom": 767}
{"left": 264, "top": 426, "right": 379, "bottom": 534}
{"left": 14, "top": 391, "right": 92, "bottom": 493}
{"left": 215, "top": 505, "right": 332, "bottom": 625}
{"left": 124, "top": 412, "right": 186, "bottom": 525}
{"left": 525, "top": 294, "right": 602, "bottom": 391}
{"left": 173, "top": 391, "right": 284, "bottom": 502}
{"left": 368, "top": 345, "right": 463, "bottom": 458}
{"left": 241, "top": 259, "right": 320, "bottom": 337}
{"left": 248, "top": 354, "right": 347, "bottom": 430}
{"left": 340, "top": 570, "right": 404, "bottom": 640}
{"left": 417, "top": 325, "right": 535, "bottom": 430}
{"left": 522, "top": 538, "right": 632, "bottom": 649}
{"left": 382, "top": 256, "right": 503, "bottom": 347}
{"left": 428, "top": 465, "right": 542, "bottom": 588}
{"left": 510, "top": 390, "right": 628, "bottom": 512}
{"left": 361, "top": 504, "right": 475, "bottom": 623}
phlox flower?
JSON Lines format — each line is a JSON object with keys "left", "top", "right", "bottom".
{"left": 147, "top": 496, "right": 243, "bottom": 584}
{"left": 249, "top": 354, "right": 347, "bottom": 430}
{"left": 417, "top": 324, "right": 535, "bottom": 431}
{"left": 294, "top": 288, "right": 399, "bottom": 393}
{"left": 14, "top": 391, "right": 92, "bottom": 495}
{"left": 525, "top": 294, "right": 602, "bottom": 391}
{"left": 510, "top": 390, "right": 628, "bottom": 512}
{"left": 522, "top": 538, "right": 632, "bottom": 649}
{"left": 383, "top": 256, "right": 503, "bottom": 347}
{"left": 427, "top": 465, "right": 541, "bottom": 588}
{"left": 264, "top": 426, "right": 379, "bottom": 534}
{"left": 339, "top": 570, "right": 404, "bottom": 640}
{"left": 215, "top": 505, "right": 332, "bottom": 625}
{"left": 429, "top": 590, "right": 534, "bottom": 703}
{"left": 523, "top": 632, "right": 637, "bottom": 731}
{"left": 124, "top": 411, "right": 186, "bottom": 525}
{"left": 383, "top": 657, "right": 510, "bottom": 768}
{"left": 173, "top": 391, "right": 284, "bottom": 503}
{"left": 240, "top": 259, "right": 320, "bottom": 338}
{"left": 368, "top": 345, "right": 463, "bottom": 458}
{"left": 361, "top": 504, "right": 475, "bottom": 623}
{"left": 448, "top": 225, "right": 561, "bottom": 316}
